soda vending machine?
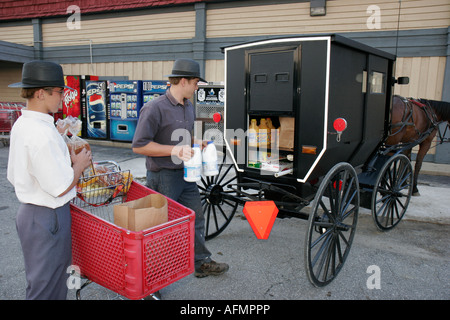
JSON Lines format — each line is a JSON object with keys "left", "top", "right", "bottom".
{"left": 109, "top": 80, "right": 143, "bottom": 142}
{"left": 64, "top": 75, "right": 98, "bottom": 137}
{"left": 194, "top": 83, "right": 225, "bottom": 146}
{"left": 142, "top": 80, "right": 169, "bottom": 105}
{"left": 83, "top": 80, "right": 109, "bottom": 140}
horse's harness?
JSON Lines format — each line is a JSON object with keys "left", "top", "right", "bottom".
{"left": 389, "top": 97, "right": 440, "bottom": 142}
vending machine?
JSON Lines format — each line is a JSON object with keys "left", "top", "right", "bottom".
{"left": 64, "top": 75, "right": 98, "bottom": 137}
{"left": 109, "top": 80, "right": 143, "bottom": 142}
{"left": 194, "top": 83, "right": 225, "bottom": 146}
{"left": 142, "top": 80, "right": 169, "bottom": 105}
{"left": 83, "top": 80, "right": 109, "bottom": 140}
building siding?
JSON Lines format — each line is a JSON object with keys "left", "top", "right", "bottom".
{"left": 395, "top": 56, "right": 447, "bottom": 99}
{"left": 41, "top": 10, "right": 196, "bottom": 46}
{"left": 0, "top": 24, "right": 34, "bottom": 45}
{"left": 206, "top": 0, "right": 450, "bottom": 38}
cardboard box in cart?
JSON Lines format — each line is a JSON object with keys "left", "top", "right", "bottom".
{"left": 70, "top": 181, "right": 195, "bottom": 300}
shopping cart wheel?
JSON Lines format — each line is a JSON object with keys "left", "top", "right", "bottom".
{"left": 143, "top": 290, "right": 161, "bottom": 300}
{"left": 75, "top": 279, "right": 92, "bottom": 300}
{"left": 198, "top": 148, "right": 239, "bottom": 240}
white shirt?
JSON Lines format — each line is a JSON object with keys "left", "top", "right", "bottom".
{"left": 7, "top": 109, "right": 75, "bottom": 209}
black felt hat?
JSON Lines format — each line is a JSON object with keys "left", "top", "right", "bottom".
{"left": 9, "top": 60, "right": 73, "bottom": 89}
{"left": 165, "top": 58, "right": 206, "bottom": 83}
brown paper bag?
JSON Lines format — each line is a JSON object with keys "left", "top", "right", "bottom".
{"left": 114, "top": 194, "right": 168, "bottom": 232}
{"left": 278, "top": 117, "right": 295, "bottom": 150}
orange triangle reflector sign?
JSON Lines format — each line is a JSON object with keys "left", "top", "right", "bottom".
{"left": 243, "top": 201, "right": 279, "bottom": 239}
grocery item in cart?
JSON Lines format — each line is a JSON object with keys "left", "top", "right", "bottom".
{"left": 113, "top": 193, "right": 168, "bottom": 232}
{"left": 76, "top": 164, "right": 133, "bottom": 204}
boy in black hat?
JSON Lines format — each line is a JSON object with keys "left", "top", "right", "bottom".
{"left": 132, "top": 59, "right": 229, "bottom": 278}
{"left": 7, "top": 60, "right": 92, "bottom": 299}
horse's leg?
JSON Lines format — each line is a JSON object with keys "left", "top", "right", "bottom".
{"left": 412, "top": 150, "right": 423, "bottom": 196}
{"left": 412, "top": 132, "right": 436, "bottom": 196}
{"left": 404, "top": 148, "right": 412, "bottom": 160}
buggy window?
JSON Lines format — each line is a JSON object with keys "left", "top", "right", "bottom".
{"left": 370, "top": 71, "right": 385, "bottom": 94}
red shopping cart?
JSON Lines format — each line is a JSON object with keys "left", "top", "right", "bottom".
{"left": 0, "top": 102, "right": 25, "bottom": 146}
{"left": 70, "top": 162, "right": 195, "bottom": 300}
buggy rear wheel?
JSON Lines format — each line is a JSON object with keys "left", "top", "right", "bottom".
{"left": 371, "top": 154, "right": 413, "bottom": 231}
{"left": 198, "top": 149, "right": 239, "bottom": 240}
{"left": 305, "top": 162, "right": 359, "bottom": 287}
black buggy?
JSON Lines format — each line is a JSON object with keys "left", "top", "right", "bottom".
{"left": 198, "top": 34, "right": 412, "bottom": 287}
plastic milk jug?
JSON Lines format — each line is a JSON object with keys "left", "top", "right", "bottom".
{"left": 202, "top": 141, "right": 219, "bottom": 176}
{"left": 184, "top": 144, "right": 202, "bottom": 182}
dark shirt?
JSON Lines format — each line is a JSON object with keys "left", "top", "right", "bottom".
{"left": 132, "top": 89, "right": 195, "bottom": 171}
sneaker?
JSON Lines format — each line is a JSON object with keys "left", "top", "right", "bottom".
{"left": 194, "top": 260, "right": 229, "bottom": 278}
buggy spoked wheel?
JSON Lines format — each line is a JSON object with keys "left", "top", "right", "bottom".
{"left": 198, "top": 150, "right": 239, "bottom": 240}
{"left": 371, "top": 154, "right": 413, "bottom": 231}
{"left": 305, "top": 163, "right": 359, "bottom": 287}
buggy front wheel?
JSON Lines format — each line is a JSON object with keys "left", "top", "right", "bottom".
{"left": 371, "top": 154, "right": 413, "bottom": 231}
{"left": 198, "top": 149, "right": 239, "bottom": 240}
{"left": 305, "top": 162, "right": 359, "bottom": 287}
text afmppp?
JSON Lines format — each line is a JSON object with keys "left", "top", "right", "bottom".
{"left": 180, "top": 304, "right": 270, "bottom": 317}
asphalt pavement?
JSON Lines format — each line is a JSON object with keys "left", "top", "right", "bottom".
{"left": 0, "top": 140, "right": 449, "bottom": 303}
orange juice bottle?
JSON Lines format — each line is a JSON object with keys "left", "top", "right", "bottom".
{"left": 258, "top": 118, "right": 269, "bottom": 148}
{"left": 258, "top": 118, "right": 269, "bottom": 162}
{"left": 266, "top": 117, "right": 276, "bottom": 147}
{"left": 248, "top": 119, "right": 258, "bottom": 167}
{"left": 249, "top": 119, "right": 258, "bottom": 147}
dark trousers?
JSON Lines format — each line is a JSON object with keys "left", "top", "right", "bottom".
{"left": 16, "top": 202, "right": 72, "bottom": 300}
{"left": 146, "top": 169, "right": 212, "bottom": 269}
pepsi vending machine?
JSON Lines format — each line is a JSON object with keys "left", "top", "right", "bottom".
{"left": 142, "top": 80, "right": 169, "bottom": 105}
{"left": 109, "top": 80, "right": 143, "bottom": 142}
{"left": 83, "top": 80, "right": 109, "bottom": 140}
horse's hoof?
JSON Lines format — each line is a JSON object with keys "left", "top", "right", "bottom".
{"left": 412, "top": 192, "right": 420, "bottom": 196}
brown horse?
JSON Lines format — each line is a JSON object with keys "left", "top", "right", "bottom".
{"left": 386, "top": 95, "right": 450, "bottom": 196}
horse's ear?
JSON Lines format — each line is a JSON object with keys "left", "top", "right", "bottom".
{"left": 396, "top": 77, "right": 409, "bottom": 85}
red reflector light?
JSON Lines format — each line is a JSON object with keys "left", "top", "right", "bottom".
{"left": 333, "top": 180, "right": 343, "bottom": 190}
{"left": 333, "top": 118, "right": 347, "bottom": 132}
{"left": 213, "top": 112, "right": 222, "bottom": 123}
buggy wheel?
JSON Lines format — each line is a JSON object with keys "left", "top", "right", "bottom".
{"left": 198, "top": 149, "right": 239, "bottom": 240}
{"left": 371, "top": 154, "right": 413, "bottom": 231}
{"left": 305, "top": 163, "right": 359, "bottom": 287}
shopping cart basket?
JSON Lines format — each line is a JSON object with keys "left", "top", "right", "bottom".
{"left": 70, "top": 162, "right": 195, "bottom": 300}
